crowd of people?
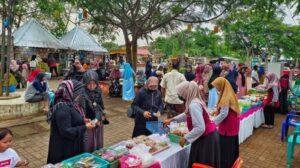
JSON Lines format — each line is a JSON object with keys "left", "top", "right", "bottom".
{"left": 0, "top": 55, "right": 294, "bottom": 168}
{"left": 131, "top": 58, "right": 292, "bottom": 167}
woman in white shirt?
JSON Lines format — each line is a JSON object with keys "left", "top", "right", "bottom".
{"left": 29, "top": 55, "right": 38, "bottom": 70}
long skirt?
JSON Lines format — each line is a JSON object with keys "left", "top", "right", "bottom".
{"left": 189, "top": 131, "right": 220, "bottom": 168}
{"left": 279, "top": 89, "right": 288, "bottom": 114}
{"left": 219, "top": 134, "right": 239, "bottom": 168}
{"left": 122, "top": 77, "right": 135, "bottom": 101}
{"left": 264, "top": 105, "right": 275, "bottom": 125}
{"left": 208, "top": 88, "right": 218, "bottom": 109}
{"left": 84, "top": 125, "right": 104, "bottom": 152}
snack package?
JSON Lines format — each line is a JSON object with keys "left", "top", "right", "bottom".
{"left": 129, "top": 144, "right": 154, "bottom": 167}
{"left": 169, "top": 122, "right": 189, "bottom": 136}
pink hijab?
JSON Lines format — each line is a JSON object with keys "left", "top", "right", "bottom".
{"left": 259, "top": 72, "right": 281, "bottom": 92}
{"left": 194, "top": 64, "right": 205, "bottom": 85}
{"left": 176, "top": 81, "right": 208, "bottom": 113}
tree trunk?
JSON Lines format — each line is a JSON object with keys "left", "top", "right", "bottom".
{"left": 131, "top": 36, "right": 138, "bottom": 71}
{"left": 123, "top": 29, "right": 132, "bottom": 65}
{"left": 6, "top": 0, "right": 14, "bottom": 96}
{"left": 125, "top": 40, "right": 132, "bottom": 64}
{"left": 0, "top": 0, "right": 6, "bottom": 96}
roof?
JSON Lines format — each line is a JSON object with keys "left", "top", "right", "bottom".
{"left": 60, "top": 26, "right": 107, "bottom": 53}
{"left": 13, "top": 18, "right": 66, "bottom": 49}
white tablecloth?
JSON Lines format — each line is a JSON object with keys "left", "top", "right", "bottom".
{"left": 152, "top": 107, "right": 265, "bottom": 167}
{"left": 153, "top": 143, "right": 190, "bottom": 168}
{"left": 239, "top": 108, "right": 264, "bottom": 144}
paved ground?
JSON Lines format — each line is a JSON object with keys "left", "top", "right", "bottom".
{"left": 6, "top": 80, "right": 300, "bottom": 168}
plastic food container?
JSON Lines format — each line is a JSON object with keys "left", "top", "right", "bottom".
{"left": 61, "top": 153, "right": 109, "bottom": 168}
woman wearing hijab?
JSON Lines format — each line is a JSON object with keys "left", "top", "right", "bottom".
{"left": 132, "top": 77, "right": 164, "bottom": 137}
{"left": 194, "top": 64, "right": 205, "bottom": 85}
{"left": 21, "top": 63, "right": 29, "bottom": 88}
{"left": 81, "top": 70, "right": 109, "bottom": 152}
{"left": 164, "top": 81, "right": 220, "bottom": 168}
{"left": 257, "top": 73, "right": 280, "bottom": 128}
{"left": 236, "top": 64, "right": 247, "bottom": 98}
{"left": 207, "top": 66, "right": 222, "bottom": 109}
{"left": 65, "top": 59, "right": 86, "bottom": 81}
{"left": 47, "top": 55, "right": 58, "bottom": 77}
{"left": 122, "top": 63, "right": 135, "bottom": 101}
{"left": 184, "top": 65, "right": 195, "bottom": 81}
{"left": 9, "top": 60, "right": 24, "bottom": 88}
{"left": 194, "top": 64, "right": 207, "bottom": 101}
{"left": 47, "top": 80, "right": 96, "bottom": 164}
{"left": 202, "top": 64, "right": 213, "bottom": 95}
{"left": 109, "top": 65, "right": 122, "bottom": 97}
{"left": 279, "top": 70, "right": 291, "bottom": 114}
{"left": 25, "top": 73, "right": 50, "bottom": 111}
{"left": 211, "top": 77, "right": 240, "bottom": 168}
{"left": 145, "top": 59, "right": 153, "bottom": 79}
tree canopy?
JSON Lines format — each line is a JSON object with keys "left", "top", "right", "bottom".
{"left": 76, "top": 0, "right": 235, "bottom": 69}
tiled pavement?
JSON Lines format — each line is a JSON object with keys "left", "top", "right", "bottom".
{"left": 6, "top": 80, "right": 300, "bottom": 168}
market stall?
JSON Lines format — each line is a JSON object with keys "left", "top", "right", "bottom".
{"left": 13, "top": 18, "right": 68, "bottom": 73}
{"left": 238, "top": 90, "right": 266, "bottom": 144}
{"left": 43, "top": 91, "right": 266, "bottom": 168}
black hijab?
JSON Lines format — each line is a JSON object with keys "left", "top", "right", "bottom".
{"left": 208, "top": 66, "right": 222, "bottom": 89}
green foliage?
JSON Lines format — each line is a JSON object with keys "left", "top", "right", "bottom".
{"left": 150, "top": 27, "right": 227, "bottom": 58}
{"left": 101, "top": 41, "right": 119, "bottom": 51}
{"left": 218, "top": 7, "right": 300, "bottom": 59}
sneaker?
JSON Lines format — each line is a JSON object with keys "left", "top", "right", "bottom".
{"left": 268, "top": 125, "right": 274, "bottom": 129}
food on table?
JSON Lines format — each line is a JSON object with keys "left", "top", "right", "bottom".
{"left": 133, "top": 135, "right": 150, "bottom": 144}
{"left": 158, "top": 141, "right": 168, "bottom": 147}
{"left": 72, "top": 156, "right": 102, "bottom": 168}
{"left": 149, "top": 146, "right": 158, "bottom": 153}
{"left": 169, "top": 122, "right": 189, "bottom": 137}
{"left": 92, "top": 148, "right": 107, "bottom": 156}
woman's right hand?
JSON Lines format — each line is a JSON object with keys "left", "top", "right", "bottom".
{"left": 143, "top": 111, "right": 151, "bottom": 118}
{"left": 163, "top": 119, "right": 172, "bottom": 127}
{"left": 86, "top": 122, "right": 96, "bottom": 129}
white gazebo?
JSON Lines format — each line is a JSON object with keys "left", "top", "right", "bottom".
{"left": 13, "top": 18, "right": 66, "bottom": 49}
{"left": 60, "top": 26, "right": 107, "bottom": 53}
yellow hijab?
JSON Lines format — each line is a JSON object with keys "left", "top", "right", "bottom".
{"left": 211, "top": 77, "right": 240, "bottom": 114}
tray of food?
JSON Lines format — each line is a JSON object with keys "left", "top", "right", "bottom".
{"left": 133, "top": 135, "right": 170, "bottom": 155}
{"left": 61, "top": 153, "right": 109, "bottom": 168}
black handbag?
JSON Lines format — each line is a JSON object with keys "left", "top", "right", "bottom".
{"left": 127, "top": 104, "right": 135, "bottom": 118}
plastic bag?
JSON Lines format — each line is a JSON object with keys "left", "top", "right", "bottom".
{"left": 129, "top": 144, "right": 154, "bottom": 167}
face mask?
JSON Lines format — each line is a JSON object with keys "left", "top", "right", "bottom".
{"left": 148, "top": 89, "right": 155, "bottom": 93}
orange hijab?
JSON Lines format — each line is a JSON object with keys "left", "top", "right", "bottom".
{"left": 211, "top": 77, "right": 240, "bottom": 114}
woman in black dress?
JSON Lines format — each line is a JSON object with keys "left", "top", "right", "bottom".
{"left": 132, "top": 77, "right": 164, "bottom": 137}
{"left": 47, "top": 80, "right": 95, "bottom": 164}
{"left": 81, "top": 70, "right": 109, "bottom": 152}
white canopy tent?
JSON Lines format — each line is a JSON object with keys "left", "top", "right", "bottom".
{"left": 13, "top": 18, "right": 66, "bottom": 49}
{"left": 60, "top": 26, "right": 107, "bottom": 53}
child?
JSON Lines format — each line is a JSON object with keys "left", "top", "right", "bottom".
{"left": 0, "top": 128, "right": 28, "bottom": 168}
